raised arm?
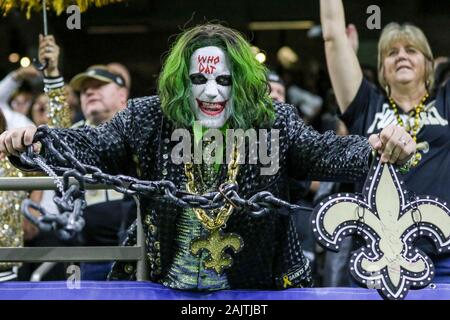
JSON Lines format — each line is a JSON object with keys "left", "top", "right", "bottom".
{"left": 321, "top": 0, "right": 363, "bottom": 112}
{"left": 39, "top": 34, "right": 72, "bottom": 128}
{"left": 0, "top": 67, "right": 39, "bottom": 108}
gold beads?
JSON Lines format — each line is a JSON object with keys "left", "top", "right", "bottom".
{"left": 388, "top": 92, "right": 429, "bottom": 167}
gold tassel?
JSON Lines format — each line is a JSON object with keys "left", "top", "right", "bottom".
{"left": 1, "top": 0, "right": 124, "bottom": 18}
{"left": 53, "top": 0, "right": 65, "bottom": 15}
{"left": 46, "top": 85, "right": 72, "bottom": 129}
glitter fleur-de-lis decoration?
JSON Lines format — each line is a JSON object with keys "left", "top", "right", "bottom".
{"left": 190, "top": 229, "right": 243, "bottom": 275}
{"left": 312, "top": 157, "right": 450, "bottom": 300}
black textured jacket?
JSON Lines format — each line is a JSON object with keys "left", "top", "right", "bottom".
{"left": 17, "top": 96, "right": 372, "bottom": 289}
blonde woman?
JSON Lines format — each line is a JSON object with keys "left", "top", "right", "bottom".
{"left": 321, "top": 0, "right": 450, "bottom": 282}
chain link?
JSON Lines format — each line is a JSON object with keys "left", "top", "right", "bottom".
{"left": 408, "top": 191, "right": 422, "bottom": 233}
{"left": 20, "top": 126, "right": 312, "bottom": 239}
{"left": 355, "top": 194, "right": 366, "bottom": 233}
{"left": 184, "top": 141, "right": 240, "bottom": 230}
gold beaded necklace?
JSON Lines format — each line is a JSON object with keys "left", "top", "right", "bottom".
{"left": 388, "top": 92, "right": 429, "bottom": 167}
{"left": 184, "top": 141, "right": 243, "bottom": 275}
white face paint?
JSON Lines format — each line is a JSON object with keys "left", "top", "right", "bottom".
{"left": 189, "top": 46, "right": 232, "bottom": 129}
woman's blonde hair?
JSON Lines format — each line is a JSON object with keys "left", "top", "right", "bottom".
{"left": 378, "top": 22, "right": 434, "bottom": 93}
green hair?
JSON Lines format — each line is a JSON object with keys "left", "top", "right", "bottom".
{"left": 158, "top": 24, "right": 275, "bottom": 129}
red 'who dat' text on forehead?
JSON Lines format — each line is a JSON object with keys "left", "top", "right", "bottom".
{"left": 197, "top": 55, "right": 220, "bottom": 74}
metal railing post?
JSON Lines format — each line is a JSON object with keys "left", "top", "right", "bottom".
{"left": 0, "top": 177, "right": 145, "bottom": 275}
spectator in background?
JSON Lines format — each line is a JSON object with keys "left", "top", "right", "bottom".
{"left": 9, "top": 89, "right": 34, "bottom": 116}
{"left": 267, "top": 71, "right": 286, "bottom": 103}
{"left": 62, "top": 62, "right": 130, "bottom": 126}
{"left": 33, "top": 34, "right": 136, "bottom": 280}
{"left": 434, "top": 59, "right": 450, "bottom": 94}
{"left": 0, "top": 67, "right": 36, "bottom": 129}
{"left": 22, "top": 34, "right": 136, "bottom": 281}
{"left": 321, "top": 0, "right": 450, "bottom": 283}
{"left": 30, "top": 94, "right": 49, "bottom": 126}
{"left": 267, "top": 69, "right": 317, "bottom": 271}
{"left": 282, "top": 70, "right": 323, "bottom": 125}
{"left": 107, "top": 62, "right": 132, "bottom": 94}
{"left": 434, "top": 56, "right": 449, "bottom": 72}
{"left": 20, "top": 35, "right": 136, "bottom": 281}
{"left": 65, "top": 85, "right": 83, "bottom": 124}
{"left": 276, "top": 46, "right": 323, "bottom": 125}
{"left": 70, "top": 65, "right": 128, "bottom": 126}
{"left": 68, "top": 63, "right": 136, "bottom": 280}
{"left": 0, "top": 67, "right": 53, "bottom": 281}
{"left": 18, "top": 35, "right": 72, "bottom": 282}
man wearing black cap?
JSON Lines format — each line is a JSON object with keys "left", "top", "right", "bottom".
{"left": 70, "top": 65, "right": 128, "bottom": 127}
{"left": 68, "top": 64, "right": 136, "bottom": 280}
{"left": 37, "top": 34, "right": 136, "bottom": 280}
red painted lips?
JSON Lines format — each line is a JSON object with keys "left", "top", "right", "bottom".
{"left": 196, "top": 99, "right": 227, "bottom": 116}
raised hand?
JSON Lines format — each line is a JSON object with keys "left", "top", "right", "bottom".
{"left": 39, "top": 34, "right": 61, "bottom": 77}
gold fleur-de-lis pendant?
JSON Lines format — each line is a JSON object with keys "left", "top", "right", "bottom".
{"left": 190, "top": 229, "right": 244, "bottom": 275}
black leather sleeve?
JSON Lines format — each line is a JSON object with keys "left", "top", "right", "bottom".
{"left": 10, "top": 96, "right": 162, "bottom": 176}
{"left": 282, "top": 104, "right": 372, "bottom": 182}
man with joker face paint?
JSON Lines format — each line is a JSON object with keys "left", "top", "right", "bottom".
{"left": 189, "top": 46, "right": 233, "bottom": 129}
{"left": 0, "top": 24, "right": 416, "bottom": 290}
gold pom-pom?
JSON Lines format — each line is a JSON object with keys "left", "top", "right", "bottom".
{"left": 1, "top": 0, "right": 124, "bottom": 19}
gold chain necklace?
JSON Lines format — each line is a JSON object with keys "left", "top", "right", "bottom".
{"left": 185, "top": 140, "right": 243, "bottom": 275}
{"left": 388, "top": 92, "right": 428, "bottom": 167}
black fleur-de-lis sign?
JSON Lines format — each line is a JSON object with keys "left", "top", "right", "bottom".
{"left": 312, "top": 157, "right": 450, "bottom": 300}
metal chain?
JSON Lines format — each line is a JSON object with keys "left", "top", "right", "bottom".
{"left": 355, "top": 194, "right": 366, "bottom": 233}
{"left": 408, "top": 191, "right": 422, "bottom": 233}
{"left": 20, "top": 126, "right": 312, "bottom": 239}
{"left": 184, "top": 140, "right": 240, "bottom": 230}
{"left": 29, "top": 152, "right": 64, "bottom": 194}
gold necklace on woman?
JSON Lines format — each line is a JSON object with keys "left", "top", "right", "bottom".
{"left": 185, "top": 141, "right": 243, "bottom": 275}
{"left": 388, "top": 92, "right": 429, "bottom": 167}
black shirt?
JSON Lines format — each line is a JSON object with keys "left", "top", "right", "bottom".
{"left": 341, "top": 79, "right": 450, "bottom": 205}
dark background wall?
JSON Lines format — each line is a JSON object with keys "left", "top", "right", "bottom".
{"left": 0, "top": 0, "right": 449, "bottom": 97}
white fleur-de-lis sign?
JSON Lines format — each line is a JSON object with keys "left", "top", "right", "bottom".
{"left": 312, "top": 157, "right": 450, "bottom": 300}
